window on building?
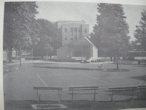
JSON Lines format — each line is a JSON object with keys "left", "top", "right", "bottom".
{"left": 70, "top": 27, "right": 73, "bottom": 32}
{"left": 75, "top": 36, "right": 77, "bottom": 40}
{"left": 65, "top": 36, "right": 67, "bottom": 40}
{"left": 75, "top": 28, "right": 77, "bottom": 32}
{"left": 65, "top": 28, "right": 67, "bottom": 32}
{"left": 85, "top": 28, "right": 87, "bottom": 33}
{"left": 78, "top": 28, "right": 80, "bottom": 32}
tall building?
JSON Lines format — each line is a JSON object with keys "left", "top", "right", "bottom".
{"left": 55, "top": 20, "right": 89, "bottom": 46}
{"left": 55, "top": 20, "right": 98, "bottom": 61}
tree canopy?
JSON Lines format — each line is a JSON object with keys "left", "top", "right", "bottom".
{"left": 3, "top": 2, "right": 38, "bottom": 62}
{"left": 3, "top": 2, "right": 38, "bottom": 51}
{"left": 134, "top": 9, "right": 146, "bottom": 51}
{"left": 91, "top": 3, "right": 130, "bottom": 59}
{"left": 33, "top": 19, "right": 61, "bottom": 58}
{"left": 3, "top": 2, "right": 61, "bottom": 61}
{"left": 90, "top": 3, "right": 130, "bottom": 69}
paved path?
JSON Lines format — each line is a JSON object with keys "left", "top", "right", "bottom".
{"left": 4, "top": 60, "right": 112, "bottom": 70}
{"left": 4, "top": 60, "right": 112, "bottom": 65}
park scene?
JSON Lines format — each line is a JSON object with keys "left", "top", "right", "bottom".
{"left": 3, "top": 1, "right": 146, "bottom": 110}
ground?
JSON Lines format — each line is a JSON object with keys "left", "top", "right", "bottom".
{"left": 4, "top": 100, "right": 146, "bottom": 110}
{"left": 3, "top": 60, "right": 146, "bottom": 109}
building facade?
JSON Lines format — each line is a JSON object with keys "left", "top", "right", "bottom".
{"left": 55, "top": 20, "right": 89, "bottom": 46}
{"left": 55, "top": 20, "right": 98, "bottom": 61}
{"left": 57, "top": 37, "right": 98, "bottom": 61}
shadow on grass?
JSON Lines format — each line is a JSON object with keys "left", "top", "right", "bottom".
{"left": 33, "top": 66, "right": 130, "bottom": 72}
{"left": 131, "top": 75, "right": 146, "bottom": 82}
{"left": 103, "top": 68, "right": 130, "bottom": 72}
{"left": 4, "top": 100, "right": 146, "bottom": 110}
{"left": 33, "top": 66, "right": 99, "bottom": 70}
{"left": 134, "top": 64, "right": 146, "bottom": 67}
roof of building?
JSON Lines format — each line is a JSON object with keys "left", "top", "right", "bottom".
{"left": 57, "top": 20, "right": 85, "bottom": 24}
{"left": 56, "top": 20, "right": 87, "bottom": 28}
{"left": 84, "top": 37, "right": 98, "bottom": 50}
{"left": 57, "top": 36, "right": 98, "bottom": 50}
{"left": 61, "top": 23, "right": 89, "bottom": 27}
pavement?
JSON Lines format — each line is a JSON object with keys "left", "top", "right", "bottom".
{"left": 3, "top": 60, "right": 146, "bottom": 102}
{"left": 4, "top": 60, "right": 113, "bottom": 70}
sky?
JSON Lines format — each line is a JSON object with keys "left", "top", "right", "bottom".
{"left": 35, "top": 1, "right": 146, "bottom": 41}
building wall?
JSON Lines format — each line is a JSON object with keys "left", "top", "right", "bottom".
{"left": 88, "top": 45, "right": 98, "bottom": 61}
{"left": 56, "top": 20, "right": 85, "bottom": 29}
{"left": 56, "top": 20, "right": 89, "bottom": 46}
{"left": 71, "top": 45, "right": 90, "bottom": 59}
{"left": 93, "top": 46, "right": 98, "bottom": 59}
{"left": 57, "top": 37, "right": 97, "bottom": 60}
{"left": 57, "top": 45, "right": 91, "bottom": 60}
{"left": 61, "top": 24, "right": 89, "bottom": 46}
{"left": 56, "top": 20, "right": 98, "bottom": 61}
{"left": 90, "top": 45, "right": 93, "bottom": 58}
{"left": 57, "top": 46, "right": 68, "bottom": 59}
{"left": 81, "top": 24, "right": 89, "bottom": 38}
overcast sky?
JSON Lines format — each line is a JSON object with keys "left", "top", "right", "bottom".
{"left": 35, "top": 2, "right": 146, "bottom": 41}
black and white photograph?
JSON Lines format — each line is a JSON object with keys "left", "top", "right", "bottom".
{"left": 1, "top": 0, "right": 146, "bottom": 109}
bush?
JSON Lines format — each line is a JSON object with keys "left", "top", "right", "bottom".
{"left": 48, "top": 58, "right": 79, "bottom": 62}
{"left": 81, "top": 60, "right": 88, "bottom": 63}
{"left": 127, "top": 56, "right": 135, "bottom": 60}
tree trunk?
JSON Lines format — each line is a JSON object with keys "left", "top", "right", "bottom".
{"left": 46, "top": 53, "right": 47, "bottom": 60}
{"left": 114, "top": 55, "right": 116, "bottom": 62}
{"left": 20, "top": 46, "right": 21, "bottom": 66}
{"left": 8, "top": 48, "right": 12, "bottom": 62}
{"left": 116, "top": 50, "right": 119, "bottom": 70}
{"left": 110, "top": 56, "right": 112, "bottom": 61}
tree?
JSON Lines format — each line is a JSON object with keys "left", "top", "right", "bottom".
{"left": 91, "top": 3, "right": 130, "bottom": 69}
{"left": 134, "top": 9, "right": 146, "bottom": 51}
{"left": 3, "top": 2, "right": 38, "bottom": 62}
{"left": 33, "top": 19, "right": 60, "bottom": 59}
{"left": 90, "top": 24, "right": 102, "bottom": 48}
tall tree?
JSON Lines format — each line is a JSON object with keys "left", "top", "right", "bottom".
{"left": 91, "top": 3, "right": 130, "bottom": 69}
{"left": 33, "top": 19, "right": 60, "bottom": 59}
{"left": 134, "top": 9, "right": 146, "bottom": 51}
{"left": 3, "top": 2, "right": 38, "bottom": 62}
